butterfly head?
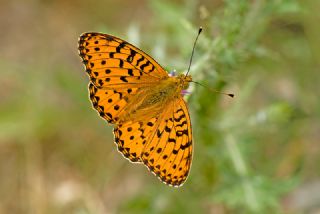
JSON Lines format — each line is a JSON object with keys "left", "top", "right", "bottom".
{"left": 176, "top": 74, "right": 192, "bottom": 90}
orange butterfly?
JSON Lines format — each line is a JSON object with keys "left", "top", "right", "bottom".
{"left": 78, "top": 31, "right": 196, "bottom": 187}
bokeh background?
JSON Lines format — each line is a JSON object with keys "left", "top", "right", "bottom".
{"left": 1, "top": 0, "right": 319, "bottom": 213}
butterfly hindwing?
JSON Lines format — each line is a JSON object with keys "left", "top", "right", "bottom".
{"left": 113, "top": 117, "right": 157, "bottom": 163}
{"left": 141, "top": 98, "right": 192, "bottom": 186}
{"left": 113, "top": 97, "right": 192, "bottom": 187}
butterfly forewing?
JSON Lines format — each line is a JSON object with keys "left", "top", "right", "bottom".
{"left": 78, "top": 32, "right": 168, "bottom": 84}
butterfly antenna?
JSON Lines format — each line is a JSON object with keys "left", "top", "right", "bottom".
{"left": 192, "top": 81, "right": 234, "bottom": 98}
{"left": 185, "top": 27, "right": 202, "bottom": 77}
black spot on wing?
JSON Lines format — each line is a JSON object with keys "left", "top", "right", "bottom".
{"left": 120, "top": 76, "right": 128, "bottom": 82}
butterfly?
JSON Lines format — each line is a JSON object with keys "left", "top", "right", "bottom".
{"left": 78, "top": 32, "right": 193, "bottom": 187}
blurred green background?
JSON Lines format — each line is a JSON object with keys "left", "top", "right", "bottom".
{"left": 1, "top": 0, "right": 319, "bottom": 213}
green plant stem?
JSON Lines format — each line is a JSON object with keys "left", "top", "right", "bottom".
{"left": 225, "top": 134, "right": 259, "bottom": 212}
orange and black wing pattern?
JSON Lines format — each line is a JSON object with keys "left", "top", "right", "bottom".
{"left": 113, "top": 98, "right": 192, "bottom": 186}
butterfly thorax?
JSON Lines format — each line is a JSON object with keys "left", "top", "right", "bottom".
{"left": 143, "top": 74, "right": 191, "bottom": 104}
{"left": 118, "top": 74, "right": 192, "bottom": 123}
